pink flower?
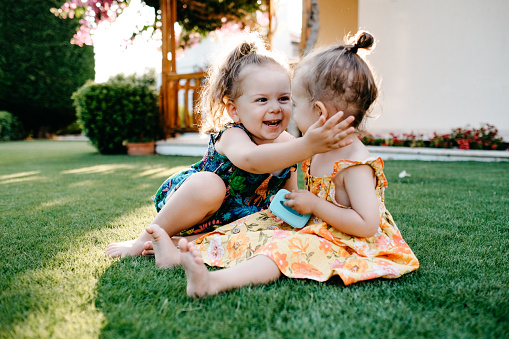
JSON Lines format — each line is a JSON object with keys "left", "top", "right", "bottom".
{"left": 206, "top": 236, "right": 225, "bottom": 261}
{"left": 273, "top": 230, "right": 290, "bottom": 239}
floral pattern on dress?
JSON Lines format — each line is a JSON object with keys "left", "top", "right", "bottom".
{"left": 152, "top": 123, "right": 296, "bottom": 236}
{"left": 194, "top": 157, "right": 419, "bottom": 285}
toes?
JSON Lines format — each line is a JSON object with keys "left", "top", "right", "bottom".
{"left": 188, "top": 243, "right": 203, "bottom": 264}
{"left": 141, "top": 249, "right": 154, "bottom": 256}
{"left": 178, "top": 238, "right": 189, "bottom": 252}
{"left": 106, "top": 248, "right": 117, "bottom": 257}
{"left": 189, "top": 243, "right": 199, "bottom": 256}
{"left": 146, "top": 224, "right": 161, "bottom": 234}
{"left": 193, "top": 253, "right": 202, "bottom": 265}
{"left": 143, "top": 241, "right": 153, "bottom": 250}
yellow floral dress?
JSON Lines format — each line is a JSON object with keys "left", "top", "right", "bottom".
{"left": 194, "top": 157, "right": 419, "bottom": 285}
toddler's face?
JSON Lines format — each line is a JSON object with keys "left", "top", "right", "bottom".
{"left": 229, "top": 64, "right": 291, "bottom": 145}
{"left": 291, "top": 73, "right": 320, "bottom": 135}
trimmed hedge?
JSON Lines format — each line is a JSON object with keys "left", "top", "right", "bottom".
{"left": 73, "top": 73, "right": 163, "bottom": 154}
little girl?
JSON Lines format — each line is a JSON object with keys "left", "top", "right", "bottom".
{"left": 169, "top": 31, "right": 419, "bottom": 297}
{"left": 106, "top": 33, "right": 355, "bottom": 265}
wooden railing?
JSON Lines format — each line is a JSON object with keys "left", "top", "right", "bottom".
{"left": 159, "top": 0, "right": 276, "bottom": 138}
{"left": 160, "top": 72, "right": 206, "bottom": 137}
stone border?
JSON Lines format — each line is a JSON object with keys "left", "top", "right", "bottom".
{"left": 155, "top": 134, "right": 509, "bottom": 161}
{"left": 367, "top": 146, "right": 509, "bottom": 162}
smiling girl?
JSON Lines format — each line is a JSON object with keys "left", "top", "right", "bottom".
{"left": 106, "top": 33, "right": 355, "bottom": 266}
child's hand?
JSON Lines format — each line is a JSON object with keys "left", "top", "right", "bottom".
{"left": 304, "top": 112, "right": 355, "bottom": 154}
{"left": 283, "top": 190, "right": 317, "bottom": 215}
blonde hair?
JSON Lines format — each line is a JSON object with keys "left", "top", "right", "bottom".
{"left": 198, "top": 33, "right": 290, "bottom": 133}
{"left": 294, "top": 31, "right": 378, "bottom": 130}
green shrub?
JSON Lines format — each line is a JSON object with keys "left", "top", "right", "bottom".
{"left": 73, "top": 73, "right": 163, "bottom": 154}
{"left": 0, "top": 111, "right": 24, "bottom": 141}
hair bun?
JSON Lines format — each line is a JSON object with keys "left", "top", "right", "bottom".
{"left": 240, "top": 42, "right": 253, "bottom": 55}
{"left": 355, "top": 31, "right": 375, "bottom": 50}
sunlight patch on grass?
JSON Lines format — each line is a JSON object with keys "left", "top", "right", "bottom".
{"left": 0, "top": 170, "right": 40, "bottom": 180}
{"left": 105, "top": 205, "right": 157, "bottom": 238}
{"left": 5, "top": 233, "right": 110, "bottom": 339}
{"left": 62, "top": 164, "right": 135, "bottom": 175}
{"left": 11, "top": 307, "right": 105, "bottom": 339}
{"left": 0, "top": 176, "right": 46, "bottom": 185}
{"left": 134, "top": 166, "right": 169, "bottom": 177}
{"left": 35, "top": 197, "right": 76, "bottom": 209}
{"left": 68, "top": 180, "right": 97, "bottom": 188}
{"left": 134, "top": 165, "right": 190, "bottom": 179}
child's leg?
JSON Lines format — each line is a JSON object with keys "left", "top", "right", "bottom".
{"left": 179, "top": 238, "right": 281, "bottom": 297}
{"left": 106, "top": 172, "right": 226, "bottom": 260}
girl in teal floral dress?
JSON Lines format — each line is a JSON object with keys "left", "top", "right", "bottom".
{"left": 106, "top": 33, "right": 355, "bottom": 266}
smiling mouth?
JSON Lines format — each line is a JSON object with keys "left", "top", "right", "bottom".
{"left": 264, "top": 120, "right": 281, "bottom": 127}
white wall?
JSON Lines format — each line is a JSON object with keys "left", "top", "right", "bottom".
{"left": 359, "top": 0, "right": 509, "bottom": 138}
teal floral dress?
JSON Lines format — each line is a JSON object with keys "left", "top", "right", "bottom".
{"left": 153, "top": 123, "right": 296, "bottom": 236}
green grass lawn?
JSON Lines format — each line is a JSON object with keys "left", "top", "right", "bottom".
{"left": 1, "top": 140, "right": 508, "bottom": 338}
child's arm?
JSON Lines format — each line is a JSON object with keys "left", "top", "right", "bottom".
{"left": 282, "top": 168, "right": 299, "bottom": 192}
{"left": 217, "top": 113, "right": 355, "bottom": 174}
{"left": 283, "top": 165, "right": 379, "bottom": 237}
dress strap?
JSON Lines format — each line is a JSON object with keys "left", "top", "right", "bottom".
{"left": 212, "top": 123, "right": 249, "bottom": 144}
{"left": 331, "top": 157, "right": 387, "bottom": 189}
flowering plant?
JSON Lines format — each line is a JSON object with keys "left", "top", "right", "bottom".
{"left": 429, "top": 123, "right": 504, "bottom": 150}
{"left": 361, "top": 123, "right": 506, "bottom": 150}
{"left": 51, "top": 0, "right": 268, "bottom": 48}
{"left": 361, "top": 132, "right": 426, "bottom": 148}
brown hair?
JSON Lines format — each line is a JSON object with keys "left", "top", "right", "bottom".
{"left": 294, "top": 31, "right": 378, "bottom": 130}
{"left": 198, "top": 33, "right": 289, "bottom": 133}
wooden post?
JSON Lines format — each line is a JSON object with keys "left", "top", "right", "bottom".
{"left": 160, "top": 0, "right": 178, "bottom": 137}
{"left": 266, "top": 0, "right": 275, "bottom": 48}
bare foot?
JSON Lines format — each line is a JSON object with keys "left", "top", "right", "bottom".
{"left": 179, "top": 238, "right": 215, "bottom": 297}
{"left": 146, "top": 224, "right": 180, "bottom": 268}
{"left": 142, "top": 241, "right": 154, "bottom": 256}
{"left": 106, "top": 238, "right": 147, "bottom": 258}
{"left": 143, "top": 235, "right": 203, "bottom": 256}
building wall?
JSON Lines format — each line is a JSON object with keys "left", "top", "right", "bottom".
{"left": 316, "top": 0, "right": 358, "bottom": 47}
{"left": 357, "top": 0, "right": 509, "bottom": 138}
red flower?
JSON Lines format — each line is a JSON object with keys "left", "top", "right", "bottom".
{"left": 458, "top": 139, "right": 470, "bottom": 150}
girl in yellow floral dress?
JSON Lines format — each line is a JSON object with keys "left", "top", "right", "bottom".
{"left": 172, "top": 31, "right": 419, "bottom": 297}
